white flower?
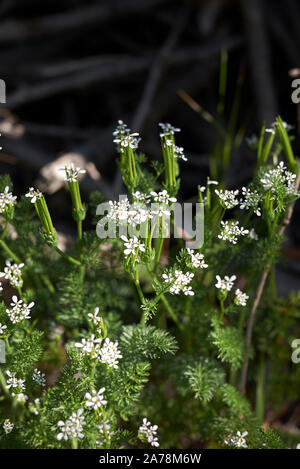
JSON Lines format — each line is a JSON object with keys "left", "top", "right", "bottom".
{"left": 121, "top": 235, "right": 145, "bottom": 260}
{"left": 85, "top": 388, "right": 107, "bottom": 411}
{"left": 224, "top": 430, "right": 248, "bottom": 448}
{"left": 187, "top": 248, "right": 208, "bottom": 269}
{"left": 88, "top": 307, "right": 102, "bottom": 325}
{"left": 159, "top": 122, "right": 181, "bottom": 137}
{"left": 265, "top": 128, "right": 275, "bottom": 135}
{"left": 260, "top": 161, "right": 298, "bottom": 196}
{"left": 75, "top": 334, "right": 102, "bottom": 359}
{"left": 246, "top": 134, "right": 258, "bottom": 147}
{"left": 0, "top": 323, "right": 7, "bottom": 335}
{"left": 133, "top": 191, "right": 151, "bottom": 203}
{"left": 235, "top": 289, "right": 249, "bottom": 307}
{"left": 218, "top": 220, "right": 249, "bottom": 244}
{"left": 296, "top": 443, "right": 300, "bottom": 449}
{"left": 32, "top": 368, "right": 46, "bottom": 387}
{"left": 0, "top": 260, "right": 24, "bottom": 288}
{"left": 0, "top": 186, "right": 17, "bottom": 213}
{"left": 6, "top": 296, "right": 34, "bottom": 324}
{"left": 150, "top": 190, "right": 176, "bottom": 205}
{"left": 16, "top": 392, "right": 28, "bottom": 403}
{"left": 113, "top": 132, "right": 140, "bottom": 152}
{"left": 57, "top": 409, "right": 86, "bottom": 441}
{"left": 3, "top": 419, "right": 14, "bottom": 434}
{"left": 151, "top": 206, "right": 170, "bottom": 218}
{"left": 248, "top": 228, "right": 258, "bottom": 241}
{"left": 98, "top": 420, "right": 114, "bottom": 445}
{"left": 58, "top": 163, "right": 86, "bottom": 182}
{"left": 57, "top": 420, "right": 71, "bottom": 441}
{"left": 215, "top": 189, "right": 239, "bottom": 209}
{"left": 183, "top": 286, "right": 194, "bottom": 296}
{"left": 163, "top": 270, "right": 194, "bottom": 296}
{"left": 112, "top": 120, "right": 130, "bottom": 137}
{"left": 215, "top": 275, "right": 236, "bottom": 293}
{"left": 207, "top": 180, "right": 219, "bottom": 185}
{"left": 107, "top": 198, "right": 130, "bottom": 222}
{"left": 68, "top": 408, "right": 86, "bottom": 439}
{"left": 162, "top": 272, "right": 173, "bottom": 283}
{"left": 6, "top": 370, "right": 25, "bottom": 392}
{"left": 240, "top": 187, "right": 262, "bottom": 216}
{"left": 99, "top": 338, "right": 122, "bottom": 369}
{"left": 139, "top": 418, "right": 159, "bottom": 447}
{"left": 25, "top": 187, "right": 43, "bottom": 204}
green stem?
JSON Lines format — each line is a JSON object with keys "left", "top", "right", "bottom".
{"left": 0, "top": 369, "right": 9, "bottom": 396}
{"left": 0, "top": 240, "right": 21, "bottom": 263}
{"left": 255, "top": 358, "right": 266, "bottom": 422}
{"left": 53, "top": 246, "right": 81, "bottom": 266}
{"left": 1, "top": 219, "right": 8, "bottom": 240}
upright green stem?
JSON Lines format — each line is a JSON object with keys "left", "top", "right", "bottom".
{"left": 255, "top": 357, "right": 266, "bottom": 422}
{"left": 0, "top": 369, "right": 9, "bottom": 396}
{"left": 0, "top": 240, "right": 21, "bottom": 263}
{"left": 1, "top": 219, "right": 8, "bottom": 240}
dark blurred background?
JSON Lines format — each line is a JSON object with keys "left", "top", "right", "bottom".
{"left": 0, "top": 0, "right": 299, "bottom": 292}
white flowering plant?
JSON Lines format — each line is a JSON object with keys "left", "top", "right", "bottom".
{"left": 0, "top": 116, "right": 299, "bottom": 450}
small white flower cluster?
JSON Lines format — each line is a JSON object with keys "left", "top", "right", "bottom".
{"left": 113, "top": 121, "right": 140, "bottom": 152}
{"left": 85, "top": 388, "right": 107, "bottom": 411}
{"left": 234, "top": 289, "right": 249, "bottom": 306}
{"left": 58, "top": 163, "right": 86, "bottom": 183}
{"left": 162, "top": 270, "right": 194, "bottom": 296}
{"left": 248, "top": 228, "right": 258, "bottom": 241}
{"left": 133, "top": 191, "right": 151, "bottom": 203}
{"left": 151, "top": 190, "right": 177, "bottom": 205}
{"left": 32, "top": 368, "right": 46, "bottom": 387}
{"left": 260, "top": 161, "right": 298, "bottom": 196}
{"left": 265, "top": 120, "right": 293, "bottom": 135}
{"left": 187, "top": 248, "right": 208, "bottom": 269}
{"left": 3, "top": 419, "right": 14, "bottom": 434}
{"left": 88, "top": 307, "right": 102, "bottom": 326}
{"left": 139, "top": 418, "right": 159, "bottom": 447}
{"left": 215, "top": 275, "right": 236, "bottom": 293}
{"left": 159, "top": 122, "right": 181, "bottom": 138}
{"left": 240, "top": 187, "right": 262, "bottom": 216}
{"left": 164, "top": 138, "right": 187, "bottom": 162}
{"left": 6, "top": 296, "right": 34, "bottom": 324}
{"left": 0, "top": 322, "right": 7, "bottom": 335}
{"left": 98, "top": 420, "right": 114, "bottom": 445}
{"left": 25, "top": 187, "right": 43, "bottom": 204}
{"left": 218, "top": 220, "right": 249, "bottom": 244}
{"left": 75, "top": 334, "right": 102, "bottom": 359}
{"left": 107, "top": 197, "right": 130, "bottom": 222}
{"left": 215, "top": 189, "right": 239, "bottom": 209}
{"left": 107, "top": 191, "right": 176, "bottom": 227}
{"left": 121, "top": 235, "right": 145, "bottom": 262}
{"left": 16, "top": 392, "right": 28, "bottom": 403}
{"left": 99, "top": 338, "right": 123, "bottom": 369}
{"left": 0, "top": 186, "right": 17, "bottom": 214}
{"left": 57, "top": 409, "right": 86, "bottom": 441}
{"left": 224, "top": 430, "right": 248, "bottom": 448}
{"left": 75, "top": 335, "right": 122, "bottom": 369}
{"left": 6, "top": 370, "right": 25, "bottom": 393}
{"left": 0, "top": 260, "right": 24, "bottom": 288}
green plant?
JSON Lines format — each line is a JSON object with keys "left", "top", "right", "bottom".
{"left": 0, "top": 117, "right": 299, "bottom": 449}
